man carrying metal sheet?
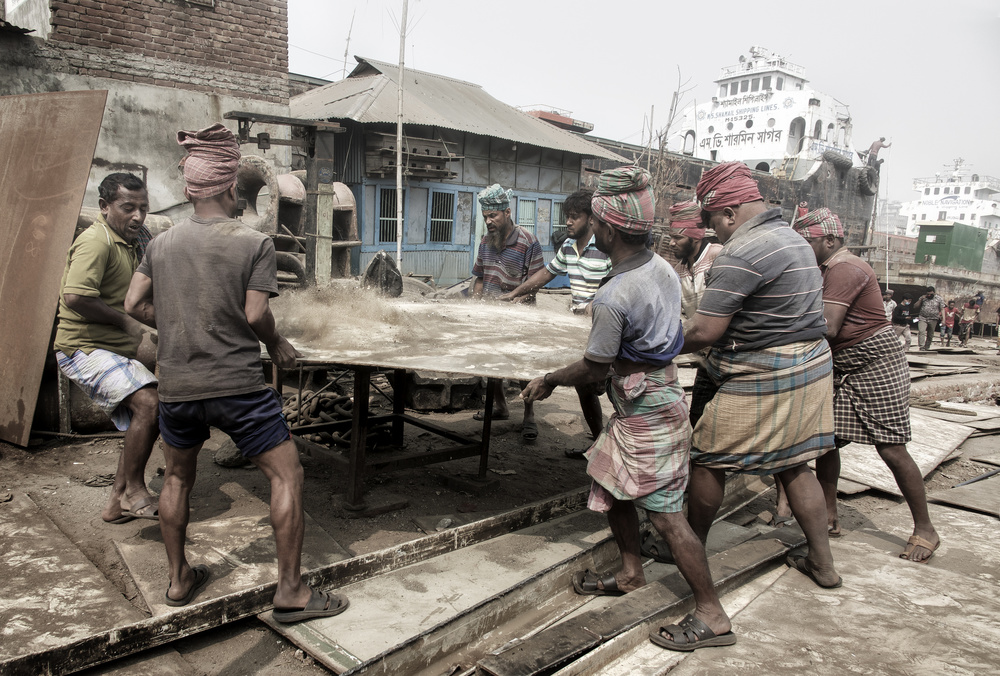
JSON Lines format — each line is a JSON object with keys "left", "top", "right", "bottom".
{"left": 54, "top": 172, "right": 160, "bottom": 524}
{"left": 681, "top": 162, "right": 842, "bottom": 590}
{"left": 790, "top": 208, "right": 939, "bottom": 562}
{"left": 125, "top": 124, "right": 348, "bottom": 621}
{"left": 471, "top": 183, "right": 546, "bottom": 442}
{"left": 499, "top": 188, "right": 610, "bottom": 454}
{"left": 522, "top": 166, "right": 734, "bottom": 653}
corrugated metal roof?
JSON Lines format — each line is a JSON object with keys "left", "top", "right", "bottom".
{"left": 291, "top": 56, "right": 626, "bottom": 162}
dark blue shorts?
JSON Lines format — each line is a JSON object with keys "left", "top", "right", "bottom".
{"left": 158, "top": 388, "right": 290, "bottom": 458}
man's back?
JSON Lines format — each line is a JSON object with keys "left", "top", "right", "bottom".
{"left": 137, "top": 216, "right": 278, "bottom": 402}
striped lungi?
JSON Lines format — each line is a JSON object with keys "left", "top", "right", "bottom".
{"left": 586, "top": 364, "right": 691, "bottom": 514}
{"left": 56, "top": 348, "right": 157, "bottom": 431}
{"left": 832, "top": 327, "right": 911, "bottom": 446}
{"left": 691, "top": 338, "right": 834, "bottom": 474}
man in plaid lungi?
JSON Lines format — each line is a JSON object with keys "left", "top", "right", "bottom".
{"left": 522, "top": 167, "right": 733, "bottom": 653}
{"left": 794, "top": 209, "right": 940, "bottom": 563}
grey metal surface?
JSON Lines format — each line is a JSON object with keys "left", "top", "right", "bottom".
{"left": 291, "top": 57, "right": 626, "bottom": 162}
{"left": 0, "top": 90, "right": 107, "bottom": 446}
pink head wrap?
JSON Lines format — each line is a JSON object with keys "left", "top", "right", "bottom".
{"left": 695, "top": 162, "right": 763, "bottom": 212}
{"left": 793, "top": 207, "right": 844, "bottom": 239}
{"left": 590, "top": 166, "right": 655, "bottom": 234}
{"left": 668, "top": 199, "right": 705, "bottom": 240}
{"left": 177, "top": 123, "right": 241, "bottom": 199}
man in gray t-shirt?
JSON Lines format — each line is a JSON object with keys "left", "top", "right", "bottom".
{"left": 126, "top": 123, "right": 348, "bottom": 622}
{"left": 912, "top": 286, "right": 945, "bottom": 351}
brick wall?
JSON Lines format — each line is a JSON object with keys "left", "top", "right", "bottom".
{"left": 46, "top": 0, "right": 288, "bottom": 103}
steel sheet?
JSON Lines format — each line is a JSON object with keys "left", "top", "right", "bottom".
{"left": 0, "top": 90, "right": 107, "bottom": 446}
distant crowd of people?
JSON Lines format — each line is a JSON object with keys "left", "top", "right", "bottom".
{"left": 886, "top": 287, "right": 997, "bottom": 352}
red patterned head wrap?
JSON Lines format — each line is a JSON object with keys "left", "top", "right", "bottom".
{"left": 590, "top": 166, "right": 655, "bottom": 234}
{"left": 177, "top": 123, "right": 241, "bottom": 199}
{"left": 668, "top": 199, "right": 705, "bottom": 240}
{"left": 695, "top": 162, "right": 762, "bottom": 212}
{"left": 793, "top": 207, "right": 844, "bottom": 239}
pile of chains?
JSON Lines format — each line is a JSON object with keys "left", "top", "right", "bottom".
{"left": 283, "top": 384, "right": 394, "bottom": 447}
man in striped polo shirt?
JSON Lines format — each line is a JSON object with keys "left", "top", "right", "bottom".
{"left": 681, "top": 162, "right": 842, "bottom": 589}
{"left": 499, "top": 189, "right": 611, "bottom": 451}
{"left": 471, "top": 184, "right": 545, "bottom": 440}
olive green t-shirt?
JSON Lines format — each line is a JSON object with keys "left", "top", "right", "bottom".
{"left": 54, "top": 218, "right": 140, "bottom": 358}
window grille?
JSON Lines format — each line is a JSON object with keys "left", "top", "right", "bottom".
{"left": 379, "top": 189, "right": 403, "bottom": 243}
{"left": 518, "top": 199, "right": 537, "bottom": 234}
{"left": 429, "top": 191, "right": 455, "bottom": 243}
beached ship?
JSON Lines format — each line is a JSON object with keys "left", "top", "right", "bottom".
{"left": 898, "top": 159, "right": 1000, "bottom": 238}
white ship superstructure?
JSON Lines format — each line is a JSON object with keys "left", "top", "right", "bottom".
{"left": 899, "top": 160, "right": 1000, "bottom": 237}
{"left": 673, "top": 46, "right": 859, "bottom": 180}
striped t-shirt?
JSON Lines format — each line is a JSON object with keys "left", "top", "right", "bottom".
{"left": 697, "top": 209, "right": 826, "bottom": 352}
{"left": 546, "top": 235, "right": 611, "bottom": 310}
{"left": 473, "top": 225, "right": 544, "bottom": 298}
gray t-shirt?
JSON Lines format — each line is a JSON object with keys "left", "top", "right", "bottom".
{"left": 585, "top": 250, "right": 684, "bottom": 365}
{"left": 136, "top": 216, "right": 278, "bottom": 402}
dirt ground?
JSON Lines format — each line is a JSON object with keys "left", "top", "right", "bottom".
{"left": 4, "top": 303, "right": 1000, "bottom": 674}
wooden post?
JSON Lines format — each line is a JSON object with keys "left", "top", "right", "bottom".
{"left": 478, "top": 377, "right": 497, "bottom": 479}
{"left": 392, "top": 368, "right": 407, "bottom": 446}
{"left": 346, "top": 367, "right": 371, "bottom": 509}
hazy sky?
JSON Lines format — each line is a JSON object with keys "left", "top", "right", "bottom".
{"left": 287, "top": 0, "right": 999, "bottom": 205}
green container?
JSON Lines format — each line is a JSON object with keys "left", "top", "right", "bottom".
{"left": 913, "top": 222, "right": 987, "bottom": 272}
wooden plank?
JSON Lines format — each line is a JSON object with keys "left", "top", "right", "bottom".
{"left": 115, "top": 481, "right": 351, "bottom": 616}
{"left": 970, "top": 452, "right": 1000, "bottom": 468}
{"left": 927, "top": 476, "right": 1000, "bottom": 517}
{"left": 0, "top": 493, "right": 143, "bottom": 662}
{"left": 0, "top": 490, "right": 588, "bottom": 675}
{"left": 0, "top": 90, "right": 107, "bottom": 446}
{"left": 476, "top": 529, "right": 805, "bottom": 676}
{"left": 838, "top": 412, "right": 974, "bottom": 496}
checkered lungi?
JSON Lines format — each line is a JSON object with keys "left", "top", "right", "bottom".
{"left": 832, "top": 326, "right": 911, "bottom": 447}
{"left": 691, "top": 339, "right": 835, "bottom": 475}
{"left": 586, "top": 364, "right": 691, "bottom": 514}
{"left": 56, "top": 348, "right": 157, "bottom": 430}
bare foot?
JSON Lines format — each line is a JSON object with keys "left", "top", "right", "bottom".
{"left": 787, "top": 554, "right": 842, "bottom": 588}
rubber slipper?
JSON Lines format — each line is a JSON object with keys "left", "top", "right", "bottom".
{"left": 103, "top": 512, "right": 136, "bottom": 525}
{"left": 123, "top": 495, "right": 159, "bottom": 521}
{"left": 640, "top": 529, "right": 675, "bottom": 564}
{"left": 473, "top": 410, "right": 509, "bottom": 422}
{"left": 900, "top": 534, "right": 940, "bottom": 563}
{"left": 786, "top": 554, "right": 842, "bottom": 589}
{"left": 769, "top": 515, "right": 795, "bottom": 528}
{"left": 649, "top": 614, "right": 736, "bottom": 652}
{"left": 828, "top": 520, "right": 842, "bottom": 538}
{"left": 272, "top": 589, "right": 350, "bottom": 623}
{"left": 564, "top": 448, "right": 587, "bottom": 460}
{"left": 521, "top": 420, "right": 538, "bottom": 442}
{"left": 572, "top": 569, "right": 625, "bottom": 596}
{"left": 164, "top": 564, "right": 211, "bottom": 607}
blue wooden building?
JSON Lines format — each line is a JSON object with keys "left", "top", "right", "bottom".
{"left": 291, "top": 57, "right": 625, "bottom": 285}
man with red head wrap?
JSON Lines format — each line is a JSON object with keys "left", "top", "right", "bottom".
{"left": 681, "top": 162, "right": 842, "bottom": 589}
{"left": 126, "top": 124, "right": 349, "bottom": 621}
{"left": 791, "top": 208, "right": 940, "bottom": 563}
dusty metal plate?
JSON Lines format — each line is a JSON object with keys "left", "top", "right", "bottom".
{"left": 0, "top": 90, "right": 107, "bottom": 446}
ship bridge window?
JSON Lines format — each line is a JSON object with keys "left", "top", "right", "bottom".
{"left": 751, "top": 78, "right": 760, "bottom": 92}
{"left": 960, "top": 213, "right": 966, "bottom": 220}
{"left": 924, "top": 188, "right": 930, "bottom": 195}
{"left": 730, "top": 82, "right": 739, "bottom": 95}
{"left": 683, "top": 130, "right": 696, "bottom": 155}
{"left": 746, "top": 119, "right": 754, "bottom": 128}
{"left": 727, "top": 122, "right": 734, "bottom": 130}
{"left": 938, "top": 211, "right": 947, "bottom": 220}
{"left": 740, "top": 80, "right": 749, "bottom": 93}
{"left": 965, "top": 187, "right": 971, "bottom": 194}
{"left": 762, "top": 76, "right": 771, "bottom": 89}
{"left": 796, "top": 83, "right": 803, "bottom": 90}
{"left": 826, "top": 123, "right": 835, "bottom": 142}
{"left": 767, "top": 118, "right": 776, "bottom": 128}
{"left": 776, "top": 77, "right": 784, "bottom": 90}
{"left": 944, "top": 187, "right": 950, "bottom": 194}
{"left": 972, "top": 174, "right": 979, "bottom": 181}
{"left": 813, "top": 120, "right": 823, "bottom": 138}
{"left": 755, "top": 162, "right": 770, "bottom": 172}
{"left": 933, "top": 188, "right": 940, "bottom": 195}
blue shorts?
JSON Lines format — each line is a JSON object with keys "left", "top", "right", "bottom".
{"left": 158, "top": 389, "right": 290, "bottom": 458}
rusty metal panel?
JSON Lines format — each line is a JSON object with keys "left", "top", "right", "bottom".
{"left": 0, "top": 90, "right": 107, "bottom": 446}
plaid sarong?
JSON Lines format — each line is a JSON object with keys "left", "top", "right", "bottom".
{"left": 832, "top": 327, "right": 911, "bottom": 446}
{"left": 586, "top": 364, "right": 691, "bottom": 514}
{"left": 691, "top": 339, "right": 834, "bottom": 474}
{"left": 55, "top": 348, "right": 157, "bottom": 431}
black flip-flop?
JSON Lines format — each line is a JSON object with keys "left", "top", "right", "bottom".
{"left": 649, "top": 614, "right": 736, "bottom": 652}
{"left": 564, "top": 448, "right": 587, "bottom": 460}
{"left": 521, "top": 420, "right": 538, "bottom": 442}
{"left": 572, "top": 569, "right": 625, "bottom": 596}
{"left": 640, "top": 529, "right": 675, "bottom": 564}
{"left": 164, "top": 565, "right": 211, "bottom": 607}
{"left": 272, "top": 589, "right": 350, "bottom": 623}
